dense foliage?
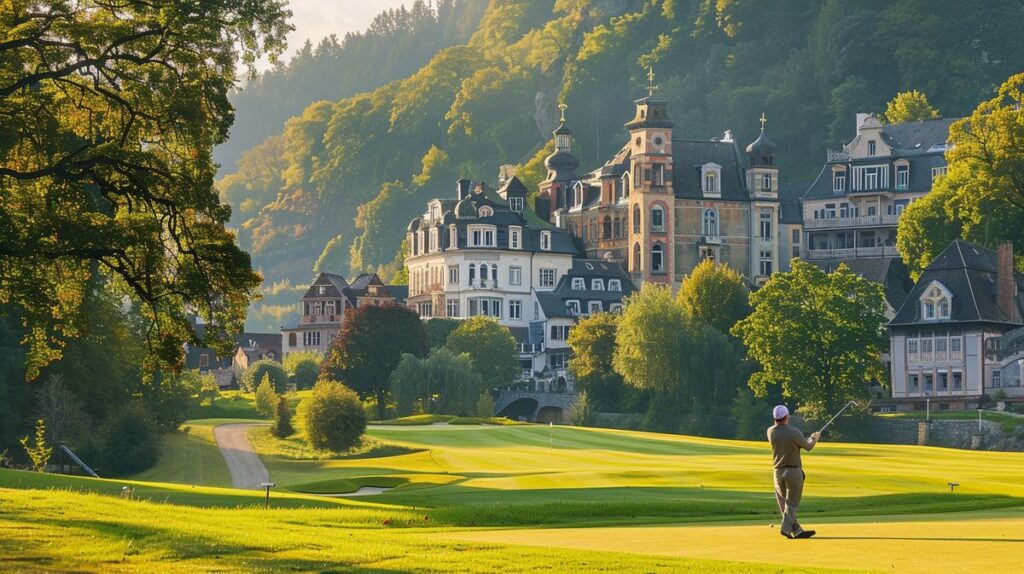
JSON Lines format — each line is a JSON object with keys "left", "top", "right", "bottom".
{"left": 898, "top": 73, "right": 1024, "bottom": 277}
{"left": 321, "top": 304, "right": 428, "bottom": 419}
{"left": 283, "top": 351, "right": 322, "bottom": 390}
{"left": 732, "top": 260, "right": 887, "bottom": 420}
{"left": 389, "top": 348, "right": 486, "bottom": 417}
{"left": 676, "top": 260, "right": 749, "bottom": 334}
{"left": 444, "top": 317, "right": 518, "bottom": 388}
{"left": 216, "top": 0, "right": 1024, "bottom": 331}
{"left": 298, "top": 379, "right": 366, "bottom": 452}
{"left": 241, "top": 360, "right": 289, "bottom": 393}
{"left": 271, "top": 395, "right": 294, "bottom": 438}
{"left": 0, "top": 0, "right": 290, "bottom": 374}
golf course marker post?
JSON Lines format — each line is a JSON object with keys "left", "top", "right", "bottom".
{"left": 262, "top": 482, "right": 275, "bottom": 509}
{"left": 948, "top": 482, "right": 959, "bottom": 493}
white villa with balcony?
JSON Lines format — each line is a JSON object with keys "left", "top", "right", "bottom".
{"left": 801, "top": 113, "right": 956, "bottom": 262}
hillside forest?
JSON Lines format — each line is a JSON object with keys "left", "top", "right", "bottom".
{"left": 216, "top": 0, "right": 1024, "bottom": 331}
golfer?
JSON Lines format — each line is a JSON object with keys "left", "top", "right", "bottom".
{"left": 767, "top": 405, "right": 820, "bottom": 539}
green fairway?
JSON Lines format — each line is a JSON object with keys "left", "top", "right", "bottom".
{"left": 4, "top": 422, "right": 1024, "bottom": 572}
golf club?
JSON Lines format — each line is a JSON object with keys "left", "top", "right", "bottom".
{"left": 817, "top": 400, "right": 859, "bottom": 435}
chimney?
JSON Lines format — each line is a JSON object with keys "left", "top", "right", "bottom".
{"left": 996, "top": 241, "right": 1019, "bottom": 323}
{"left": 534, "top": 194, "right": 551, "bottom": 223}
{"left": 456, "top": 178, "right": 471, "bottom": 200}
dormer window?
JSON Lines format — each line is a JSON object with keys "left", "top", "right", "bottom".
{"left": 621, "top": 172, "right": 631, "bottom": 197}
{"left": 920, "top": 282, "right": 952, "bottom": 320}
{"left": 588, "top": 301, "right": 603, "bottom": 315}
{"left": 509, "top": 197, "right": 524, "bottom": 212}
{"left": 449, "top": 225, "right": 458, "bottom": 248}
{"left": 608, "top": 279, "right": 621, "bottom": 292}
{"left": 478, "top": 206, "right": 493, "bottom": 217}
{"left": 566, "top": 300, "right": 581, "bottom": 316}
{"left": 895, "top": 163, "right": 909, "bottom": 190}
{"left": 701, "top": 163, "right": 722, "bottom": 196}
{"left": 591, "top": 279, "right": 604, "bottom": 291}
{"left": 833, "top": 169, "right": 846, "bottom": 193}
{"left": 540, "top": 231, "right": 551, "bottom": 251}
{"left": 573, "top": 181, "right": 585, "bottom": 208}
{"left": 468, "top": 225, "right": 496, "bottom": 247}
{"left": 572, "top": 277, "right": 585, "bottom": 290}
{"left": 431, "top": 206, "right": 440, "bottom": 219}
{"left": 868, "top": 140, "right": 877, "bottom": 156}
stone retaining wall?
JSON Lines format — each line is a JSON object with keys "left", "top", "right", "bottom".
{"left": 873, "top": 419, "right": 1004, "bottom": 449}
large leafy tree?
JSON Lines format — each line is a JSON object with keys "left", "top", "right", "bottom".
{"left": 567, "top": 311, "right": 631, "bottom": 412}
{"left": 613, "top": 284, "right": 690, "bottom": 396}
{"left": 732, "top": 260, "right": 886, "bottom": 420}
{"left": 676, "top": 260, "right": 749, "bottom": 334}
{"left": 898, "top": 73, "right": 1024, "bottom": 276}
{"left": 389, "top": 348, "right": 485, "bottom": 417}
{"left": 0, "top": 0, "right": 291, "bottom": 377}
{"left": 883, "top": 90, "right": 940, "bottom": 124}
{"left": 321, "top": 304, "right": 427, "bottom": 419}
{"left": 444, "top": 316, "right": 517, "bottom": 388}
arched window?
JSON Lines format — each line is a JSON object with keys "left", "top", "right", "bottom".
{"left": 651, "top": 205, "right": 665, "bottom": 232}
{"left": 449, "top": 225, "right": 457, "bottom": 249}
{"left": 632, "top": 204, "right": 641, "bottom": 233}
{"left": 468, "top": 264, "right": 476, "bottom": 286}
{"left": 622, "top": 172, "right": 631, "bottom": 197}
{"left": 703, "top": 208, "right": 719, "bottom": 237}
{"left": 478, "top": 206, "right": 493, "bottom": 217}
{"left": 540, "top": 231, "right": 551, "bottom": 250}
{"left": 602, "top": 216, "right": 612, "bottom": 239}
{"left": 480, "top": 264, "right": 489, "bottom": 282}
{"left": 632, "top": 242, "right": 641, "bottom": 272}
{"left": 920, "top": 282, "right": 952, "bottom": 320}
{"left": 651, "top": 244, "right": 664, "bottom": 273}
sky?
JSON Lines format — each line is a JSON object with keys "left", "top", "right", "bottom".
{"left": 258, "top": 0, "right": 410, "bottom": 72}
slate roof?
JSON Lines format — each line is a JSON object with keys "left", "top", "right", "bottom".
{"left": 889, "top": 240, "right": 1024, "bottom": 327}
{"left": 778, "top": 182, "right": 807, "bottom": 224}
{"left": 385, "top": 285, "right": 408, "bottom": 303}
{"left": 672, "top": 139, "right": 749, "bottom": 201}
{"left": 537, "top": 259, "right": 637, "bottom": 319}
{"left": 802, "top": 117, "right": 957, "bottom": 201}
{"left": 237, "top": 333, "right": 281, "bottom": 356}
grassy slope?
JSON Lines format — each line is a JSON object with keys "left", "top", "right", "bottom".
{"left": 6, "top": 422, "right": 1024, "bottom": 572}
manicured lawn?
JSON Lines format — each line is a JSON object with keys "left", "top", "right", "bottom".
{"left": 5, "top": 423, "right": 1024, "bottom": 572}
{"left": 185, "top": 390, "right": 310, "bottom": 420}
{"left": 129, "top": 419, "right": 235, "bottom": 487}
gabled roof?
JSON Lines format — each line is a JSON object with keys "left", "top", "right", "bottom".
{"left": 812, "top": 257, "right": 913, "bottom": 311}
{"left": 672, "top": 139, "right": 749, "bottom": 201}
{"left": 882, "top": 118, "right": 956, "bottom": 155}
{"left": 778, "top": 182, "right": 807, "bottom": 224}
{"left": 537, "top": 259, "right": 637, "bottom": 319}
{"left": 890, "top": 240, "right": 1024, "bottom": 327}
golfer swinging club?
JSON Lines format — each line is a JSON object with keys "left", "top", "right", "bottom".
{"left": 767, "top": 405, "right": 820, "bottom": 539}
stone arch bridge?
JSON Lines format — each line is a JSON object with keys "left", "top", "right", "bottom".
{"left": 495, "top": 391, "right": 578, "bottom": 423}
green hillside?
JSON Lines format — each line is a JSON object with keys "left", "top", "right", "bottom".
{"left": 217, "top": 0, "right": 1024, "bottom": 330}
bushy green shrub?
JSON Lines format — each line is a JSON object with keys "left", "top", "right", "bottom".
{"left": 283, "top": 351, "right": 322, "bottom": 390}
{"left": 476, "top": 392, "right": 495, "bottom": 418}
{"left": 298, "top": 380, "right": 366, "bottom": 452}
{"left": 240, "top": 359, "right": 288, "bottom": 393}
{"left": 92, "top": 403, "right": 160, "bottom": 476}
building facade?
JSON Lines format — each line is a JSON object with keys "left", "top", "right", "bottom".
{"left": 280, "top": 272, "right": 406, "bottom": 355}
{"left": 404, "top": 177, "right": 635, "bottom": 395}
{"left": 888, "top": 241, "right": 1024, "bottom": 410}
{"left": 541, "top": 96, "right": 785, "bottom": 289}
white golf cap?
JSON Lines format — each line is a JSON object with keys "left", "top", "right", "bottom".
{"left": 772, "top": 405, "right": 789, "bottom": 420}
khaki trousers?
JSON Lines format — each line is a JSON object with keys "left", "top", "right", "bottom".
{"left": 774, "top": 467, "right": 804, "bottom": 534}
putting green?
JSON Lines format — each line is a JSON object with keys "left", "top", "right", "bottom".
{"left": 448, "top": 507, "right": 1024, "bottom": 573}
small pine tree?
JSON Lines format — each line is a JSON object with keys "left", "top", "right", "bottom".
{"left": 20, "top": 419, "right": 52, "bottom": 472}
{"left": 271, "top": 395, "right": 293, "bottom": 438}
{"left": 255, "top": 374, "right": 278, "bottom": 418}
{"left": 476, "top": 392, "right": 495, "bottom": 418}
{"left": 572, "top": 390, "right": 595, "bottom": 427}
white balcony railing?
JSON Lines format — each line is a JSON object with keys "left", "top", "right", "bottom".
{"left": 518, "top": 343, "right": 544, "bottom": 355}
{"left": 804, "top": 214, "right": 899, "bottom": 230}
{"left": 805, "top": 246, "right": 899, "bottom": 260}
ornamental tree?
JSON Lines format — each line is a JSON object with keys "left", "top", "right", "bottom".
{"left": 321, "top": 304, "right": 428, "bottom": 420}
{"left": 731, "top": 260, "right": 886, "bottom": 420}
{"left": 0, "top": 1, "right": 291, "bottom": 377}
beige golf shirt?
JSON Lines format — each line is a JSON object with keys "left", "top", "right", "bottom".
{"left": 767, "top": 424, "right": 815, "bottom": 469}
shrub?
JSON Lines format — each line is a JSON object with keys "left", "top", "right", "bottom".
{"left": 255, "top": 375, "right": 279, "bottom": 418}
{"left": 476, "top": 392, "right": 495, "bottom": 418}
{"left": 271, "top": 395, "right": 293, "bottom": 438}
{"left": 298, "top": 380, "right": 366, "bottom": 452}
{"left": 20, "top": 419, "right": 51, "bottom": 472}
{"left": 283, "top": 351, "right": 322, "bottom": 390}
{"left": 240, "top": 359, "right": 288, "bottom": 393}
{"left": 95, "top": 403, "right": 160, "bottom": 476}
{"left": 571, "top": 391, "right": 595, "bottom": 427}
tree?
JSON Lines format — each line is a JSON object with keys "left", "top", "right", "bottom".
{"left": 687, "top": 326, "right": 753, "bottom": 415}
{"left": 444, "top": 317, "right": 518, "bottom": 388}
{"left": 730, "top": 388, "right": 767, "bottom": 441}
{"left": 571, "top": 390, "right": 596, "bottom": 427}
{"left": 298, "top": 379, "right": 366, "bottom": 452}
{"left": 0, "top": 0, "right": 290, "bottom": 377}
{"left": 255, "top": 375, "right": 279, "bottom": 418}
{"left": 283, "top": 351, "right": 322, "bottom": 390}
{"left": 613, "top": 284, "right": 689, "bottom": 395}
{"left": 21, "top": 419, "right": 51, "bottom": 472}
{"left": 677, "top": 260, "right": 750, "bottom": 334}
{"left": 732, "top": 260, "right": 886, "bottom": 420}
{"left": 389, "top": 348, "right": 486, "bottom": 417}
{"left": 271, "top": 396, "right": 293, "bottom": 438}
{"left": 424, "top": 318, "right": 461, "bottom": 349}
{"left": 92, "top": 403, "right": 159, "bottom": 476}
{"left": 241, "top": 359, "right": 289, "bottom": 393}
{"left": 34, "top": 375, "right": 87, "bottom": 445}
{"left": 568, "top": 312, "right": 632, "bottom": 412}
{"left": 898, "top": 74, "right": 1024, "bottom": 275}
{"left": 321, "top": 304, "right": 428, "bottom": 420}
{"left": 476, "top": 392, "right": 496, "bottom": 418}
{"left": 883, "top": 90, "right": 940, "bottom": 124}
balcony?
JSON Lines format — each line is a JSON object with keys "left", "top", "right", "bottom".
{"left": 518, "top": 343, "right": 545, "bottom": 355}
{"left": 805, "top": 246, "right": 899, "bottom": 260}
{"left": 301, "top": 314, "right": 342, "bottom": 324}
{"left": 469, "top": 279, "right": 499, "bottom": 290}
{"left": 804, "top": 214, "right": 899, "bottom": 230}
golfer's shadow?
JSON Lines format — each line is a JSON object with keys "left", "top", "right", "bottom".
{"left": 814, "top": 536, "right": 1024, "bottom": 543}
